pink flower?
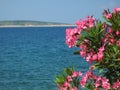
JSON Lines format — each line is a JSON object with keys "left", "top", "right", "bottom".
{"left": 72, "top": 71, "right": 82, "bottom": 77}
{"left": 71, "top": 87, "right": 78, "bottom": 90}
{"left": 92, "top": 54, "right": 98, "bottom": 61}
{"left": 80, "top": 79, "right": 87, "bottom": 87}
{"left": 63, "top": 81, "right": 70, "bottom": 88}
{"left": 84, "top": 39, "right": 89, "bottom": 44}
{"left": 116, "top": 31, "right": 120, "bottom": 35}
{"left": 80, "top": 50, "right": 86, "bottom": 57}
{"left": 105, "top": 13, "right": 112, "bottom": 19}
{"left": 96, "top": 76, "right": 102, "bottom": 81}
{"left": 117, "top": 39, "right": 120, "bottom": 46}
{"left": 102, "top": 37, "right": 107, "bottom": 43}
{"left": 77, "top": 71, "right": 82, "bottom": 76}
{"left": 58, "top": 84, "right": 67, "bottom": 90}
{"left": 102, "top": 82, "right": 110, "bottom": 90}
{"left": 114, "top": 7, "right": 120, "bottom": 13}
{"left": 86, "top": 52, "right": 94, "bottom": 63}
{"left": 108, "top": 28, "right": 114, "bottom": 33}
{"left": 86, "top": 55, "right": 91, "bottom": 62}
{"left": 67, "top": 76, "right": 72, "bottom": 82}
{"left": 80, "top": 44, "right": 88, "bottom": 51}
{"left": 91, "top": 73, "right": 97, "bottom": 79}
{"left": 76, "top": 19, "right": 87, "bottom": 30}
{"left": 112, "top": 80, "right": 120, "bottom": 90}
{"left": 94, "top": 88, "right": 99, "bottom": 90}
{"left": 76, "top": 16, "right": 95, "bottom": 30}
{"left": 101, "top": 77, "right": 110, "bottom": 90}
{"left": 95, "top": 81, "right": 101, "bottom": 88}
{"left": 80, "top": 71, "right": 94, "bottom": 87}
{"left": 99, "top": 46, "right": 105, "bottom": 52}
{"left": 72, "top": 71, "right": 78, "bottom": 78}
{"left": 97, "top": 51, "right": 104, "bottom": 61}
{"left": 86, "top": 16, "right": 95, "bottom": 27}
{"left": 110, "top": 38, "right": 115, "bottom": 43}
{"left": 66, "top": 28, "right": 78, "bottom": 48}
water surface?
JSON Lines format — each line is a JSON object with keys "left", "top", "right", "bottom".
{"left": 0, "top": 27, "right": 89, "bottom": 90}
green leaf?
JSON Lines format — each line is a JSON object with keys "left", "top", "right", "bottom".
{"left": 64, "top": 67, "right": 74, "bottom": 75}
{"left": 55, "top": 75, "right": 65, "bottom": 84}
{"left": 86, "top": 83, "right": 94, "bottom": 90}
{"left": 99, "top": 69, "right": 104, "bottom": 74}
{"left": 73, "top": 50, "right": 80, "bottom": 55}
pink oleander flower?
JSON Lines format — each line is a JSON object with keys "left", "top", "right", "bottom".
{"left": 80, "top": 78, "right": 87, "bottom": 87}
{"left": 95, "top": 81, "right": 101, "bottom": 88}
{"left": 114, "top": 7, "right": 120, "bottom": 13}
{"left": 71, "top": 87, "right": 78, "bottom": 90}
{"left": 102, "top": 82, "right": 110, "bottom": 90}
{"left": 97, "top": 51, "right": 104, "bottom": 61}
{"left": 108, "top": 28, "right": 114, "bottom": 33}
{"left": 117, "top": 39, "right": 120, "bottom": 46}
{"left": 76, "top": 16, "right": 95, "bottom": 30}
{"left": 77, "top": 71, "right": 82, "bottom": 76}
{"left": 86, "top": 16, "right": 95, "bottom": 27}
{"left": 99, "top": 46, "right": 105, "bottom": 52}
{"left": 84, "top": 39, "right": 89, "bottom": 44}
{"left": 86, "top": 52, "right": 94, "bottom": 63}
{"left": 58, "top": 84, "right": 67, "bottom": 90}
{"left": 91, "top": 73, "right": 97, "bottom": 80}
{"left": 105, "top": 13, "right": 112, "bottom": 19}
{"left": 110, "top": 38, "right": 115, "bottom": 44}
{"left": 86, "top": 54, "right": 91, "bottom": 62}
{"left": 96, "top": 76, "right": 102, "bottom": 81}
{"left": 116, "top": 31, "right": 120, "bottom": 35}
{"left": 101, "top": 77, "right": 110, "bottom": 90}
{"left": 92, "top": 54, "right": 98, "bottom": 61}
{"left": 76, "top": 19, "right": 87, "bottom": 30}
{"left": 66, "top": 28, "right": 79, "bottom": 48}
{"left": 67, "top": 76, "right": 72, "bottom": 82}
{"left": 112, "top": 80, "right": 120, "bottom": 90}
{"left": 80, "top": 71, "right": 93, "bottom": 87}
{"left": 82, "top": 71, "right": 110, "bottom": 90}
{"left": 80, "top": 50, "right": 86, "bottom": 57}
{"left": 80, "top": 44, "right": 88, "bottom": 51}
{"left": 94, "top": 88, "right": 99, "bottom": 90}
{"left": 102, "top": 37, "right": 107, "bottom": 43}
{"left": 72, "top": 72, "right": 78, "bottom": 78}
{"left": 63, "top": 81, "right": 70, "bottom": 88}
{"left": 72, "top": 71, "right": 82, "bottom": 78}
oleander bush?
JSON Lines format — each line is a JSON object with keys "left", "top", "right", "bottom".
{"left": 55, "top": 8, "right": 120, "bottom": 90}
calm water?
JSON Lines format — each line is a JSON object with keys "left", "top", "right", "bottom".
{"left": 0, "top": 27, "right": 89, "bottom": 90}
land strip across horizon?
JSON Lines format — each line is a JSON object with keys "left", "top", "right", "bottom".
{"left": 0, "top": 20, "right": 76, "bottom": 27}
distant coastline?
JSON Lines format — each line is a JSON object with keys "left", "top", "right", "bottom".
{"left": 0, "top": 20, "right": 76, "bottom": 28}
{"left": 0, "top": 24, "right": 76, "bottom": 28}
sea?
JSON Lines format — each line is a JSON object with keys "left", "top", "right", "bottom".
{"left": 0, "top": 27, "right": 89, "bottom": 90}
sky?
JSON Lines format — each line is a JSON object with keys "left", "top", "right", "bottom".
{"left": 0, "top": 0, "right": 120, "bottom": 24}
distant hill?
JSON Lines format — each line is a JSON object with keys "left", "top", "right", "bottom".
{"left": 0, "top": 20, "right": 74, "bottom": 27}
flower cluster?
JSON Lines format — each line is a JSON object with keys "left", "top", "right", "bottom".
{"left": 80, "top": 70, "right": 110, "bottom": 90}
{"left": 56, "top": 7, "right": 120, "bottom": 90}
{"left": 66, "top": 16, "right": 95, "bottom": 48}
{"left": 56, "top": 67, "right": 82, "bottom": 90}
{"left": 66, "top": 15, "right": 106, "bottom": 64}
{"left": 66, "top": 28, "right": 80, "bottom": 48}
{"left": 112, "top": 80, "right": 120, "bottom": 90}
{"left": 56, "top": 67, "right": 120, "bottom": 90}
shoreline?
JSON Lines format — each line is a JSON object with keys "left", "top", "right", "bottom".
{"left": 0, "top": 24, "right": 76, "bottom": 28}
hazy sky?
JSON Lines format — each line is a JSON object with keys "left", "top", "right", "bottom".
{"left": 0, "top": 0, "right": 120, "bottom": 23}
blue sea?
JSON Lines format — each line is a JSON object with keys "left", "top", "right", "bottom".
{"left": 0, "top": 27, "right": 89, "bottom": 90}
